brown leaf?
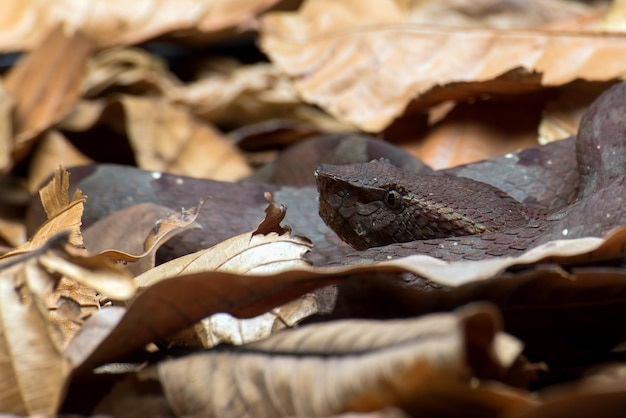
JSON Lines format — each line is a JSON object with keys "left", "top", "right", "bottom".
{"left": 0, "top": 274, "right": 70, "bottom": 415}
{"left": 154, "top": 303, "right": 530, "bottom": 418}
{"left": 83, "top": 201, "right": 203, "bottom": 276}
{"left": 0, "top": 80, "right": 14, "bottom": 171}
{"left": 0, "top": 0, "right": 282, "bottom": 52}
{"left": 3, "top": 25, "right": 92, "bottom": 164}
{"left": 111, "top": 95, "right": 251, "bottom": 181}
{"left": 260, "top": 6, "right": 626, "bottom": 131}
{"left": 4, "top": 167, "right": 86, "bottom": 258}
{"left": 133, "top": 198, "right": 314, "bottom": 348}
{"left": 26, "top": 130, "right": 93, "bottom": 193}
{"left": 134, "top": 199, "right": 311, "bottom": 288}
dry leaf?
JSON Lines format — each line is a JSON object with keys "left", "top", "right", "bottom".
{"left": 26, "top": 130, "right": 93, "bottom": 192}
{"left": 4, "top": 167, "right": 86, "bottom": 258}
{"left": 0, "top": 234, "right": 132, "bottom": 414}
{"left": 3, "top": 25, "right": 92, "bottom": 164}
{"left": 0, "top": 80, "right": 14, "bottom": 171}
{"left": 83, "top": 201, "right": 203, "bottom": 276}
{"left": 385, "top": 227, "right": 626, "bottom": 287}
{"left": 0, "top": 273, "right": 70, "bottom": 415}
{"left": 260, "top": 4, "right": 626, "bottom": 131}
{"left": 111, "top": 95, "right": 251, "bottom": 181}
{"left": 83, "top": 47, "right": 179, "bottom": 98}
{"left": 153, "top": 303, "right": 529, "bottom": 418}
{"left": 134, "top": 197, "right": 311, "bottom": 288}
{"left": 0, "top": 0, "right": 282, "bottom": 52}
{"left": 134, "top": 197, "right": 315, "bottom": 348}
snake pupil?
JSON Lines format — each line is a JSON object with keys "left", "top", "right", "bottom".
{"left": 386, "top": 190, "right": 401, "bottom": 208}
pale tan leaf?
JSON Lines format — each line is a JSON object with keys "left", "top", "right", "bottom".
{"left": 113, "top": 95, "right": 251, "bottom": 181}
{"left": 134, "top": 198, "right": 314, "bottom": 348}
{"left": 27, "top": 130, "right": 93, "bottom": 193}
{"left": 0, "top": 262, "right": 70, "bottom": 415}
{"left": 3, "top": 25, "right": 92, "bottom": 163}
{"left": 134, "top": 198, "right": 311, "bottom": 288}
{"left": 0, "top": 218, "right": 26, "bottom": 248}
{"left": 0, "top": 0, "right": 281, "bottom": 53}
{"left": 3, "top": 167, "right": 86, "bottom": 258}
{"left": 83, "top": 47, "right": 179, "bottom": 98}
{"left": 260, "top": 6, "right": 626, "bottom": 131}
{"left": 57, "top": 99, "right": 106, "bottom": 132}
{"left": 37, "top": 251, "right": 136, "bottom": 302}
{"left": 156, "top": 304, "right": 530, "bottom": 418}
{"left": 599, "top": 0, "right": 626, "bottom": 32}
{"left": 0, "top": 80, "right": 14, "bottom": 172}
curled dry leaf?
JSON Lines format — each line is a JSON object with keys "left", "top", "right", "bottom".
{"left": 0, "top": 234, "right": 130, "bottom": 414}
{"left": 83, "top": 201, "right": 204, "bottom": 276}
{"left": 134, "top": 196, "right": 314, "bottom": 348}
{"left": 3, "top": 167, "right": 86, "bottom": 258}
{"left": 260, "top": 3, "right": 626, "bottom": 131}
{"left": 152, "top": 303, "right": 530, "bottom": 418}
{"left": 83, "top": 47, "right": 179, "bottom": 98}
{"left": 0, "top": 272, "right": 70, "bottom": 415}
{"left": 0, "top": 0, "right": 282, "bottom": 52}
{"left": 3, "top": 25, "right": 92, "bottom": 165}
{"left": 134, "top": 197, "right": 311, "bottom": 288}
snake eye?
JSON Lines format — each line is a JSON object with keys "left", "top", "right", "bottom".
{"left": 385, "top": 190, "right": 402, "bottom": 208}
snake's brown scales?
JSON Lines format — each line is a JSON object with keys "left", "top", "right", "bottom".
{"left": 40, "top": 82, "right": 626, "bottom": 265}
{"left": 318, "top": 82, "right": 626, "bottom": 263}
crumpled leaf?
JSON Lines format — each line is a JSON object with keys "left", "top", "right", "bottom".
{"left": 3, "top": 25, "right": 92, "bottom": 165}
{"left": 0, "top": 267, "right": 70, "bottom": 415}
{"left": 83, "top": 201, "right": 204, "bottom": 276}
{"left": 260, "top": 1, "right": 626, "bottom": 131}
{"left": 151, "top": 303, "right": 530, "bottom": 418}
{"left": 0, "top": 0, "right": 282, "bottom": 52}
{"left": 0, "top": 80, "right": 14, "bottom": 171}
{"left": 3, "top": 167, "right": 86, "bottom": 258}
{"left": 134, "top": 195, "right": 311, "bottom": 288}
{"left": 134, "top": 195, "right": 315, "bottom": 348}
{"left": 0, "top": 233, "right": 132, "bottom": 414}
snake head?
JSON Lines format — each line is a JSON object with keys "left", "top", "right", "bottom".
{"left": 315, "top": 159, "right": 531, "bottom": 250}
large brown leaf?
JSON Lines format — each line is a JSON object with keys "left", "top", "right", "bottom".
{"left": 0, "top": 0, "right": 282, "bottom": 52}
{"left": 260, "top": 3, "right": 626, "bottom": 131}
{"left": 3, "top": 25, "right": 92, "bottom": 166}
{"left": 148, "top": 304, "right": 530, "bottom": 418}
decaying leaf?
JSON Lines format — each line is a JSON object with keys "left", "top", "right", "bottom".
{"left": 134, "top": 195, "right": 315, "bottom": 348}
{"left": 0, "top": 269, "right": 70, "bottom": 415}
{"left": 83, "top": 200, "right": 204, "bottom": 276}
{"left": 0, "top": 0, "right": 282, "bottom": 52}
{"left": 110, "top": 95, "right": 251, "bottom": 181}
{"left": 3, "top": 25, "right": 92, "bottom": 164}
{"left": 150, "top": 303, "right": 530, "bottom": 418}
{"left": 260, "top": 3, "right": 626, "bottom": 131}
{"left": 384, "top": 225, "right": 626, "bottom": 287}
{"left": 0, "top": 231, "right": 133, "bottom": 414}
{"left": 134, "top": 196, "right": 311, "bottom": 288}
{"left": 4, "top": 167, "right": 86, "bottom": 257}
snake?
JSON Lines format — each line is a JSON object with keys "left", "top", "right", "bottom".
{"left": 26, "top": 82, "right": 626, "bottom": 266}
